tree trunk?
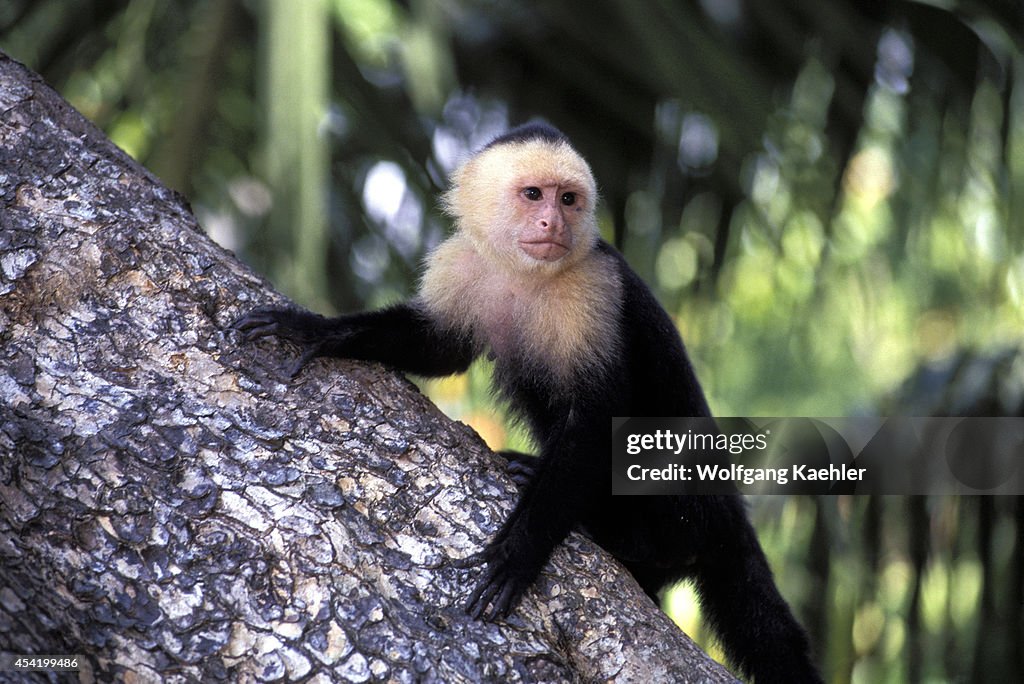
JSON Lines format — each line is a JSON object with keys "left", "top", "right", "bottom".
{"left": 0, "top": 51, "right": 735, "bottom": 683}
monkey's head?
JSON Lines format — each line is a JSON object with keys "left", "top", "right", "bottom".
{"left": 442, "top": 123, "right": 599, "bottom": 276}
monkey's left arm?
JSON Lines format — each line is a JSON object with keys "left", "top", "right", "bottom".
{"left": 233, "top": 303, "right": 476, "bottom": 378}
{"left": 463, "top": 395, "right": 606, "bottom": 620}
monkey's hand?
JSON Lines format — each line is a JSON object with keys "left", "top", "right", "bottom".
{"left": 456, "top": 539, "right": 535, "bottom": 621}
{"left": 232, "top": 307, "right": 340, "bottom": 377}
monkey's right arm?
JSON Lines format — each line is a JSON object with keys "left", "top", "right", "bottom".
{"left": 233, "top": 304, "right": 477, "bottom": 378}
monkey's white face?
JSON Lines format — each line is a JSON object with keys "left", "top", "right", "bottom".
{"left": 514, "top": 182, "right": 584, "bottom": 262}
{"left": 442, "top": 138, "right": 599, "bottom": 275}
{"left": 422, "top": 132, "right": 620, "bottom": 370}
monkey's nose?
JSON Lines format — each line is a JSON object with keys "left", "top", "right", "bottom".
{"left": 538, "top": 215, "right": 564, "bottom": 231}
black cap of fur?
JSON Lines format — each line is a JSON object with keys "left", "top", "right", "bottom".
{"left": 484, "top": 122, "right": 570, "bottom": 150}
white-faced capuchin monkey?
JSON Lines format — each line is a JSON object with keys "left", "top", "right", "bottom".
{"left": 234, "top": 123, "right": 823, "bottom": 683}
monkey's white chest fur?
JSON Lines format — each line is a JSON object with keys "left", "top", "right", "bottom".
{"left": 419, "top": 235, "right": 622, "bottom": 375}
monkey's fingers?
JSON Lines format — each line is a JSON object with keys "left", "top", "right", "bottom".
{"left": 489, "top": 578, "right": 521, "bottom": 619}
{"left": 286, "top": 342, "right": 325, "bottom": 378}
{"left": 232, "top": 309, "right": 287, "bottom": 340}
{"left": 450, "top": 549, "right": 489, "bottom": 570}
{"left": 464, "top": 566, "right": 526, "bottom": 621}
{"left": 464, "top": 566, "right": 504, "bottom": 620}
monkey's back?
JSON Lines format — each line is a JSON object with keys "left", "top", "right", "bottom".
{"left": 596, "top": 241, "right": 712, "bottom": 420}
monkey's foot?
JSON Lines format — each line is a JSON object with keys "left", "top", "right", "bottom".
{"left": 496, "top": 450, "right": 538, "bottom": 487}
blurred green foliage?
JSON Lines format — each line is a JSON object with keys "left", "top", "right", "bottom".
{"left": 3, "top": 0, "right": 1023, "bottom": 681}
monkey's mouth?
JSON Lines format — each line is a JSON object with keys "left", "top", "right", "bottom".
{"left": 519, "top": 239, "right": 570, "bottom": 261}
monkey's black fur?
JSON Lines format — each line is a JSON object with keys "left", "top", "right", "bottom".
{"left": 234, "top": 127, "right": 822, "bottom": 683}
{"left": 483, "top": 120, "right": 569, "bottom": 149}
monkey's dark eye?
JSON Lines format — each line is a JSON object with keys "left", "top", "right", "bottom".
{"left": 523, "top": 187, "right": 542, "bottom": 201}
{"left": 561, "top": 192, "right": 576, "bottom": 206}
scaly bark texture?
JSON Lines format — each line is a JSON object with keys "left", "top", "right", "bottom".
{"left": 0, "top": 51, "right": 736, "bottom": 683}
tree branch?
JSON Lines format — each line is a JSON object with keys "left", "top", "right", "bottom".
{"left": 0, "top": 51, "right": 735, "bottom": 683}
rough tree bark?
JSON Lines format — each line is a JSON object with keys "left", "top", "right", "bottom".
{"left": 0, "top": 52, "right": 736, "bottom": 683}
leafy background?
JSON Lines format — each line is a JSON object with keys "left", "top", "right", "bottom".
{"left": 3, "top": 0, "right": 1022, "bottom": 681}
